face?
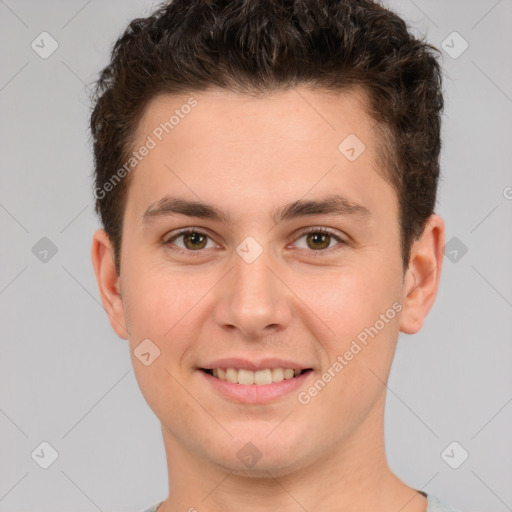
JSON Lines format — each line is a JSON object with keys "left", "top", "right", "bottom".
{"left": 92, "top": 86, "right": 444, "bottom": 477}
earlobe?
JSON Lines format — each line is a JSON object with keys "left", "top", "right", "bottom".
{"left": 399, "top": 214, "right": 445, "bottom": 335}
{"left": 91, "top": 229, "right": 129, "bottom": 339}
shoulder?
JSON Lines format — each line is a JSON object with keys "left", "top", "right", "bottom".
{"left": 426, "top": 493, "right": 463, "bottom": 512}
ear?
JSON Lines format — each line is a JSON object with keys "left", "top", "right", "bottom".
{"left": 91, "top": 228, "right": 129, "bottom": 339}
{"left": 399, "top": 214, "right": 445, "bottom": 335}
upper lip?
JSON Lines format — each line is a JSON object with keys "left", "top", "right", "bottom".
{"left": 199, "top": 358, "right": 313, "bottom": 371}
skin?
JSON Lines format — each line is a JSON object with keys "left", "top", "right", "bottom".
{"left": 92, "top": 86, "right": 444, "bottom": 512}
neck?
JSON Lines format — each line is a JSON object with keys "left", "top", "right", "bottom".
{"left": 156, "top": 394, "right": 427, "bottom": 512}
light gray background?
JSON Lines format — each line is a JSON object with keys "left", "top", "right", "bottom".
{"left": 1, "top": 0, "right": 511, "bottom": 511}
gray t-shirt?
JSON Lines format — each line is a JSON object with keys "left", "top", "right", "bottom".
{"left": 140, "top": 492, "right": 462, "bottom": 512}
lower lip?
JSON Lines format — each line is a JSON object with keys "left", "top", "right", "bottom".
{"left": 198, "top": 370, "right": 313, "bottom": 404}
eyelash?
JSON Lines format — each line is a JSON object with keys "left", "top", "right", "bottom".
{"left": 164, "top": 227, "right": 347, "bottom": 256}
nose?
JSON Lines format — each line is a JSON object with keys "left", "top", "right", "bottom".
{"left": 213, "top": 244, "right": 292, "bottom": 340}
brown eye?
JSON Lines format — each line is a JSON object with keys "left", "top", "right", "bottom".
{"left": 293, "top": 227, "right": 345, "bottom": 252}
{"left": 165, "top": 229, "right": 215, "bottom": 252}
{"left": 182, "top": 231, "right": 208, "bottom": 250}
{"left": 305, "top": 232, "right": 331, "bottom": 250}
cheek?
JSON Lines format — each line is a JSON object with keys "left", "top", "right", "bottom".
{"left": 297, "top": 261, "right": 401, "bottom": 391}
{"left": 296, "top": 260, "right": 400, "bottom": 339}
{"left": 295, "top": 268, "right": 401, "bottom": 427}
{"left": 121, "top": 255, "right": 200, "bottom": 339}
{"left": 120, "top": 256, "right": 221, "bottom": 382}
{"left": 120, "top": 262, "right": 203, "bottom": 416}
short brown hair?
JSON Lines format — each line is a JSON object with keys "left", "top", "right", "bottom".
{"left": 89, "top": 0, "right": 443, "bottom": 275}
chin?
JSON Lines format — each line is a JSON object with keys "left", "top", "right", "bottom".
{"left": 213, "top": 452, "right": 307, "bottom": 479}
{"left": 205, "top": 432, "right": 311, "bottom": 478}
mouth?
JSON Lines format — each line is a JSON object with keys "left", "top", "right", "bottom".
{"left": 200, "top": 367, "right": 313, "bottom": 385}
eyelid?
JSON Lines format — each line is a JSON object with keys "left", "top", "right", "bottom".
{"left": 164, "top": 227, "right": 214, "bottom": 243}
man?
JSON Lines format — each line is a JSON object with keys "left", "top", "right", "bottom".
{"left": 90, "top": 1, "right": 460, "bottom": 510}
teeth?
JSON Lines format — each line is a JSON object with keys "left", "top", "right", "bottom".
{"left": 271, "top": 368, "right": 284, "bottom": 382}
{"left": 209, "top": 367, "right": 305, "bottom": 385}
{"left": 238, "top": 369, "right": 254, "bottom": 385}
{"left": 254, "top": 369, "right": 272, "bottom": 385}
{"left": 225, "top": 368, "right": 238, "bottom": 384}
{"left": 283, "top": 368, "right": 294, "bottom": 379}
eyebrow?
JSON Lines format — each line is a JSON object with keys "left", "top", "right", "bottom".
{"left": 141, "top": 194, "right": 371, "bottom": 225}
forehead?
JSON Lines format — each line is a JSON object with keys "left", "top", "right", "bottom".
{"left": 126, "top": 86, "right": 397, "bottom": 222}
{"left": 136, "top": 86, "right": 373, "bottom": 149}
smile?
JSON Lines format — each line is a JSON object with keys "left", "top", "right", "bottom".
{"left": 201, "top": 367, "right": 312, "bottom": 385}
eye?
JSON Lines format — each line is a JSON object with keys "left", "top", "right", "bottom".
{"left": 292, "top": 227, "right": 346, "bottom": 252}
{"left": 164, "top": 227, "right": 347, "bottom": 255}
{"left": 164, "top": 229, "right": 218, "bottom": 253}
